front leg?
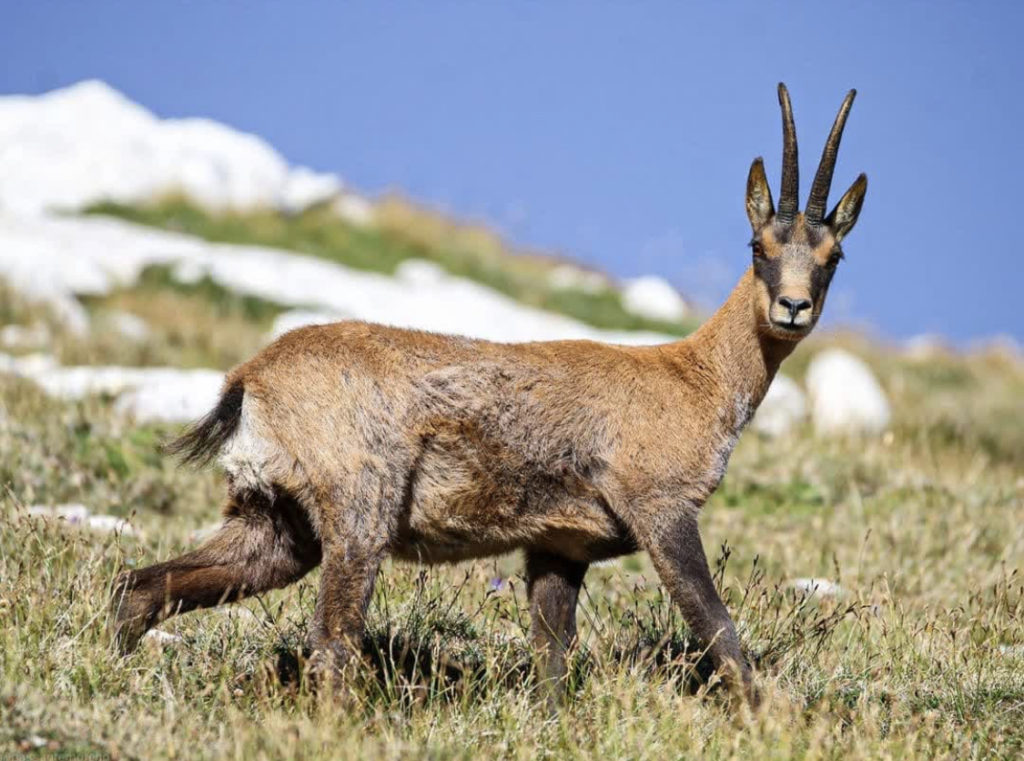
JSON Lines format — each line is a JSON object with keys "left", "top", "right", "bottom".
{"left": 644, "top": 512, "right": 756, "bottom": 706}
{"left": 525, "top": 550, "right": 588, "bottom": 697}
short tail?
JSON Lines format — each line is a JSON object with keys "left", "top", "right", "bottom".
{"left": 164, "top": 380, "right": 245, "bottom": 467}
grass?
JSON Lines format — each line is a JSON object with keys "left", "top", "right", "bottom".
{"left": 0, "top": 273, "right": 1022, "bottom": 759}
{"left": 84, "top": 196, "right": 697, "bottom": 337}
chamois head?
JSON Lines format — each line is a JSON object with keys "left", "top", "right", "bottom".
{"left": 745, "top": 83, "right": 867, "bottom": 341}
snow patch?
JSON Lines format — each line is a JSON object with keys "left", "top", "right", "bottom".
{"left": 621, "top": 276, "right": 688, "bottom": 323}
{"left": 806, "top": 349, "right": 891, "bottom": 436}
{"left": 0, "top": 80, "right": 342, "bottom": 215}
{"left": 0, "top": 214, "right": 677, "bottom": 346}
{"left": 1, "top": 351, "right": 223, "bottom": 423}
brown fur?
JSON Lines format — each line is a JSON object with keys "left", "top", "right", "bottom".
{"left": 112, "top": 84, "right": 867, "bottom": 708}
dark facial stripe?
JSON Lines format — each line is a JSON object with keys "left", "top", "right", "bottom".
{"left": 809, "top": 262, "right": 836, "bottom": 303}
{"left": 753, "top": 254, "right": 782, "bottom": 291}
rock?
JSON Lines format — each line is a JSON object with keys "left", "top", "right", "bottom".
{"left": 143, "top": 629, "right": 182, "bottom": 646}
{"left": 750, "top": 374, "right": 807, "bottom": 437}
{"left": 621, "top": 276, "right": 689, "bottom": 323}
{"left": 805, "top": 349, "right": 891, "bottom": 435}
{"left": 789, "top": 578, "right": 842, "bottom": 599}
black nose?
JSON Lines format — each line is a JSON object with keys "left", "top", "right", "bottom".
{"left": 777, "top": 296, "right": 812, "bottom": 319}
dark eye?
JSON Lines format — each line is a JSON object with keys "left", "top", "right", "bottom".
{"left": 751, "top": 241, "right": 766, "bottom": 259}
{"left": 827, "top": 249, "right": 844, "bottom": 268}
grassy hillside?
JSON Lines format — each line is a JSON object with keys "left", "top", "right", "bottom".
{"left": 85, "top": 196, "right": 696, "bottom": 337}
{"left": 1, "top": 272, "right": 1021, "bottom": 759}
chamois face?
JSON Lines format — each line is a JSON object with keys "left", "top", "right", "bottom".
{"left": 749, "top": 215, "right": 840, "bottom": 340}
{"left": 744, "top": 85, "right": 868, "bottom": 342}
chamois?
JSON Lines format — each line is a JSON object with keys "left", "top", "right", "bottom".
{"left": 112, "top": 83, "right": 867, "bottom": 705}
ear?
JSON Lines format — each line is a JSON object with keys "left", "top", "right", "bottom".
{"left": 745, "top": 157, "right": 774, "bottom": 232}
{"left": 825, "top": 173, "right": 867, "bottom": 242}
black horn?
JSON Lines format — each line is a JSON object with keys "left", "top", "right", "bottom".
{"left": 776, "top": 83, "right": 799, "bottom": 222}
{"left": 806, "top": 89, "right": 856, "bottom": 224}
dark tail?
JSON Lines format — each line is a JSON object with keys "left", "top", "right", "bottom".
{"left": 164, "top": 380, "right": 245, "bottom": 467}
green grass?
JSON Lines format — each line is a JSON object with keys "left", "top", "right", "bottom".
{"left": 84, "top": 197, "right": 697, "bottom": 337}
{"left": 1, "top": 292, "right": 1022, "bottom": 759}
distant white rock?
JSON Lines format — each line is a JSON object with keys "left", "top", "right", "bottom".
{"left": 789, "top": 578, "right": 842, "bottom": 599}
{"left": 143, "top": 629, "right": 182, "bottom": 646}
{"left": 750, "top": 374, "right": 807, "bottom": 437}
{"left": 806, "top": 349, "right": 891, "bottom": 435}
{"left": 621, "top": 276, "right": 689, "bottom": 323}
{"left": 0, "top": 80, "right": 342, "bottom": 215}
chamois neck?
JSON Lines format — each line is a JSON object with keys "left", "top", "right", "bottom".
{"left": 667, "top": 267, "right": 794, "bottom": 425}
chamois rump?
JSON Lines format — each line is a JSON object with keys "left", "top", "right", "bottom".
{"left": 112, "top": 83, "right": 867, "bottom": 705}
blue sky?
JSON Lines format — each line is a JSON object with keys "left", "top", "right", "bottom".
{"left": 4, "top": 1, "right": 1022, "bottom": 341}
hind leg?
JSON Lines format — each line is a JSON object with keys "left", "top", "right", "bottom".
{"left": 525, "top": 550, "right": 588, "bottom": 696}
{"left": 112, "top": 492, "right": 321, "bottom": 652}
{"left": 305, "top": 533, "right": 384, "bottom": 682}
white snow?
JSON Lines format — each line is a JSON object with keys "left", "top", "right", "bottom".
{"left": 621, "top": 276, "right": 689, "bottom": 323}
{"left": 0, "top": 80, "right": 342, "bottom": 215}
{"left": 0, "top": 213, "right": 676, "bottom": 347}
{"left": 750, "top": 374, "right": 807, "bottom": 438}
{"left": 806, "top": 349, "right": 891, "bottom": 436}
{"left": 0, "top": 351, "right": 223, "bottom": 423}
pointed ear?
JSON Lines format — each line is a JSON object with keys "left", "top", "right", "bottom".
{"left": 745, "top": 157, "right": 774, "bottom": 232}
{"left": 825, "top": 173, "right": 867, "bottom": 242}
